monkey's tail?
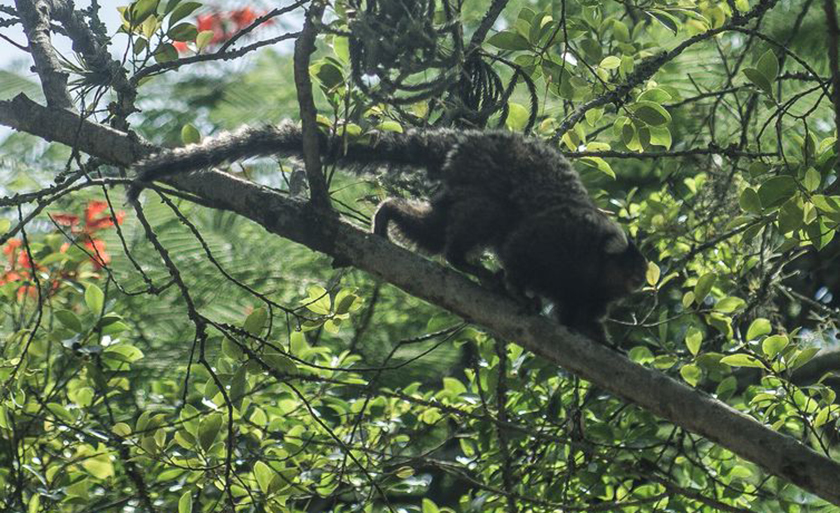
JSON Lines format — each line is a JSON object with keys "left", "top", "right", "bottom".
{"left": 127, "top": 121, "right": 458, "bottom": 203}
{"left": 372, "top": 198, "right": 447, "bottom": 253}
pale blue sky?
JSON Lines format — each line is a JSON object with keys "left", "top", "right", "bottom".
{"left": 1, "top": 0, "right": 126, "bottom": 69}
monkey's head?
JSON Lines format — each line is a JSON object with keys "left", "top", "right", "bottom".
{"left": 600, "top": 232, "right": 648, "bottom": 300}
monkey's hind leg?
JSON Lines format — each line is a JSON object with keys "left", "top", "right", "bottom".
{"left": 372, "top": 198, "right": 447, "bottom": 253}
{"left": 441, "top": 197, "right": 512, "bottom": 287}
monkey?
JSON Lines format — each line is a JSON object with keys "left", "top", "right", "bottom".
{"left": 128, "top": 122, "right": 648, "bottom": 341}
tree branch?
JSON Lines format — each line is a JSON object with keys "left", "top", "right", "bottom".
{"left": 293, "top": 0, "right": 330, "bottom": 209}
{"left": 49, "top": 0, "right": 136, "bottom": 128}
{"left": 2, "top": 94, "right": 840, "bottom": 506}
{"left": 14, "top": 0, "right": 72, "bottom": 109}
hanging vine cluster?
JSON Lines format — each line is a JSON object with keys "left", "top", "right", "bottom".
{"left": 345, "top": 0, "right": 536, "bottom": 131}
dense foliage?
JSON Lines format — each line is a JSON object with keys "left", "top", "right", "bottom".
{"left": 1, "top": 0, "right": 840, "bottom": 511}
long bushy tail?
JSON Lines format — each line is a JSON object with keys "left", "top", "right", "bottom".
{"left": 128, "top": 121, "right": 459, "bottom": 203}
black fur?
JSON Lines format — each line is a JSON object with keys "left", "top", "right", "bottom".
{"left": 130, "top": 123, "right": 647, "bottom": 340}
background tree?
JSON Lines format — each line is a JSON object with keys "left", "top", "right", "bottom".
{"left": 1, "top": 0, "right": 840, "bottom": 511}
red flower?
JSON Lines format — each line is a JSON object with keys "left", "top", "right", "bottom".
{"left": 230, "top": 7, "right": 257, "bottom": 29}
{"left": 0, "top": 270, "right": 21, "bottom": 285}
{"left": 175, "top": 7, "right": 269, "bottom": 54}
{"left": 49, "top": 200, "right": 125, "bottom": 269}
{"left": 0, "top": 239, "right": 48, "bottom": 300}
{"left": 3, "top": 238, "right": 21, "bottom": 267}
{"left": 52, "top": 213, "right": 80, "bottom": 227}
{"left": 84, "top": 200, "right": 124, "bottom": 231}
{"left": 84, "top": 238, "right": 111, "bottom": 270}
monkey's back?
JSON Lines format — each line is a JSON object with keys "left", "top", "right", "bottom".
{"left": 441, "top": 131, "right": 594, "bottom": 214}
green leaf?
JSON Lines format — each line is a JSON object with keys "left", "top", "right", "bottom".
{"left": 599, "top": 56, "right": 621, "bottom": 69}
{"left": 758, "top": 176, "right": 797, "bottom": 209}
{"left": 714, "top": 296, "right": 745, "bottom": 313}
{"left": 196, "top": 30, "right": 214, "bottom": 51}
{"left": 637, "top": 88, "right": 673, "bottom": 103}
{"left": 396, "top": 466, "right": 415, "bottom": 479}
{"left": 103, "top": 344, "right": 145, "bottom": 363}
{"left": 84, "top": 284, "right": 105, "bottom": 313}
{"left": 422, "top": 498, "right": 441, "bottom": 513}
{"left": 811, "top": 194, "right": 840, "bottom": 213}
{"left": 198, "top": 413, "right": 223, "bottom": 451}
{"left": 334, "top": 291, "right": 359, "bottom": 315}
{"left": 790, "top": 347, "right": 819, "bottom": 370}
{"left": 743, "top": 68, "right": 771, "bottom": 94}
{"left": 739, "top": 187, "right": 762, "bottom": 214}
{"left": 244, "top": 307, "right": 268, "bottom": 335}
{"left": 153, "top": 43, "right": 179, "bottom": 63}
{"left": 55, "top": 310, "right": 83, "bottom": 332}
{"left": 314, "top": 61, "right": 343, "bottom": 90}
{"left": 27, "top": 495, "right": 39, "bottom": 513}
{"left": 716, "top": 376, "right": 737, "bottom": 399}
{"left": 584, "top": 107, "right": 603, "bottom": 126}
{"left": 645, "top": 262, "right": 660, "bottom": 286}
{"left": 720, "top": 354, "right": 765, "bottom": 368}
{"left": 163, "top": 0, "right": 181, "bottom": 15}
{"left": 611, "top": 20, "right": 630, "bottom": 43}
{"left": 264, "top": 352, "right": 297, "bottom": 374}
{"left": 685, "top": 327, "right": 702, "bottom": 356}
{"left": 680, "top": 363, "right": 702, "bottom": 386}
{"left": 303, "top": 286, "right": 331, "bottom": 315}
{"left": 805, "top": 219, "right": 837, "bottom": 249}
{"left": 443, "top": 377, "right": 466, "bottom": 396}
{"left": 181, "top": 124, "right": 200, "bottom": 144}
{"left": 579, "top": 157, "right": 615, "bottom": 178}
{"left": 168, "top": 1, "right": 201, "bottom": 27}
{"left": 168, "top": 22, "right": 197, "bottom": 42}
{"left": 47, "top": 403, "right": 75, "bottom": 423}
{"left": 129, "top": 0, "right": 159, "bottom": 26}
{"left": 803, "top": 168, "right": 821, "bottom": 192}
{"left": 646, "top": 9, "right": 680, "bottom": 35}
{"left": 333, "top": 36, "right": 350, "bottom": 64}
{"left": 706, "top": 313, "right": 733, "bottom": 338}
{"left": 229, "top": 365, "right": 248, "bottom": 409}
{"left": 254, "top": 461, "right": 275, "bottom": 493}
{"left": 762, "top": 335, "right": 788, "bottom": 359}
{"left": 746, "top": 318, "right": 771, "bottom": 340}
{"left": 376, "top": 120, "right": 403, "bottom": 133}
{"left": 505, "top": 102, "right": 529, "bottom": 131}
{"left": 648, "top": 126, "right": 672, "bottom": 149}
{"left": 629, "top": 346, "right": 654, "bottom": 364}
{"left": 632, "top": 101, "right": 671, "bottom": 126}
{"left": 777, "top": 197, "right": 804, "bottom": 233}
{"left": 179, "top": 490, "right": 193, "bottom": 513}
{"left": 814, "top": 406, "right": 834, "bottom": 428}
{"left": 653, "top": 355, "right": 678, "bottom": 369}
{"left": 486, "top": 31, "right": 531, "bottom": 51}
{"left": 82, "top": 451, "right": 114, "bottom": 480}
{"left": 693, "top": 272, "right": 716, "bottom": 303}
{"left": 756, "top": 50, "right": 779, "bottom": 82}
{"left": 65, "top": 479, "right": 90, "bottom": 500}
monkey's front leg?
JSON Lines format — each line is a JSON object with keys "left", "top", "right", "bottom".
{"left": 497, "top": 270, "right": 543, "bottom": 315}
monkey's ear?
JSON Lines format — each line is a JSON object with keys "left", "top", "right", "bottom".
{"left": 604, "top": 232, "right": 629, "bottom": 254}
